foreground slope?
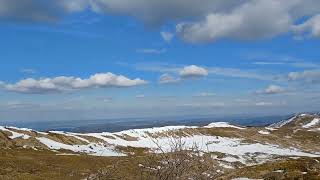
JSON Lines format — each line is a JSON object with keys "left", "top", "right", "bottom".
{"left": 0, "top": 113, "right": 320, "bottom": 179}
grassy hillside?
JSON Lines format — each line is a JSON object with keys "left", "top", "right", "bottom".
{"left": 1, "top": 113, "right": 320, "bottom": 179}
{"left": 0, "top": 149, "right": 319, "bottom": 180}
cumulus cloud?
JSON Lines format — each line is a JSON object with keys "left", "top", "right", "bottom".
{"left": 89, "top": 0, "right": 244, "bottom": 26}
{"left": 256, "top": 85, "right": 285, "bottom": 94}
{"left": 179, "top": 65, "right": 208, "bottom": 78}
{"left": 89, "top": 0, "right": 320, "bottom": 42}
{"left": 160, "top": 31, "right": 174, "bottom": 42}
{"left": 135, "top": 62, "right": 277, "bottom": 81}
{"left": 0, "top": 0, "right": 88, "bottom": 22}
{"left": 288, "top": 70, "right": 320, "bottom": 83}
{"left": 159, "top": 73, "right": 180, "bottom": 84}
{"left": 158, "top": 66, "right": 209, "bottom": 84}
{"left": 0, "top": 0, "right": 242, "bottom": 24}
{"left": 1, "top": 0, "right": 320, "bottom": 42}
{"left": 91, "top": 0, "right": 315, "bottom": 42}
{"left": 2, "top": 73, "right": 147, "bottom": 94}
{"left": 177, "top": 0, "right": 292, "bottom": 42}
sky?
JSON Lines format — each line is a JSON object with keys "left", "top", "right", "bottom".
{"left": 0, "top": 0, "right": 320, "bottom": 122}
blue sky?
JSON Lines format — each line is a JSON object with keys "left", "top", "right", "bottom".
{"left": 0, "top": 0, "right": 320, "bottom": 122}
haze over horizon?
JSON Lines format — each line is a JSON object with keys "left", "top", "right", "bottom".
{"left": 1, "top": 0, "right": 320, "bottom": 122}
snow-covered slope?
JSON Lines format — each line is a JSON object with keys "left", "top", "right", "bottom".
{"left": 269, "top": 115, "right": 299, "bottom": 128}
{"left": 204, "top": 122, "right": 246, "bottom": 129}
{"left": 303, "top": 118, "right": 320, "bottom": 128}
{"left": 269, "top": 113, "right": 320, "bottom": 130}
{"left": 1, "top": 116, "right": 320, "bottom": 169}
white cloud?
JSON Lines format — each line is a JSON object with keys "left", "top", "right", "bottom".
{"left": 1, "top": 1, "right": 320, "bottom": 43}
{"left": 160, "top": 31, "right": 174, "bottom": 42}
{"left": 89, "top": 0, "right": 244, "bottom": 26}
{"left": 257, "top": 85, "right": 285, "bottom": 94}
{"left": 0, "top": 0, "right": 88, "bottom": 22}
{"left": 133, "top": 63, "right": 277, "bottom": 81}
{"left": 179, "top": 65, "right": 208, "bottom": 78}
{"left": 264, "top": 85, "right": 285, "bottom": 94}
{"left": 2, "top": 72, "right": 147, "bottom": 94}
{"left": 293, "top": 14, "right": 320, "bottom": 38}
{"left": 136, "top": 48, "right": 166, "bottom": 54}
{"left": 177, "top": 0, "right": 292, "bottom": 43}
{"left": 0, "top": 0, "right": 243, "bottom": 24}
{"left": 158, "top": 65, "right": 210, "bottom": 84}
{"left": 288, "top": 70, "right": 320, "bottom": 83}
{"left": 159, "top": 73, "right": 179, "bottom": 84}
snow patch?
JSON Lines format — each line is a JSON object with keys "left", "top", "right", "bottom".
{"left": 6, "top": 126, "right": 33, "bottom": 132}
{"left": 308, "top": 128, "right": 320, "bottom": 132}
{"left": 219, "top": 162, "right": 234, "bottom": 169}
{"left": 9, "top": 132, "right": 30, "bottom": 140}
{"left": 265, "top": 127, "right": 277, "bottom": 131}
{"left": 205, "top": 122, "right": 246, "bottom": 129}
{"left": 0, "top": 126, "right": 30, "bottom": 139}
{"left": 258, "top": 130, "right": 270, "bottom": 135}
{"left": 84, "top": 133, "right": 319, "bottom": 162}
{"left": 302, "top": 118, "right": 320, "bottom": 128}
{"left": 273, "top": 170, "right": 284, "bottom": 173}
{"left": 36, "top": 137, "right": 125, "bottom": 157}
{"left": 221, "top": 156, "right": 240, "bottom": 163}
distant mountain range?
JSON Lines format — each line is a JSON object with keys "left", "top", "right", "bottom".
{"left": 0, "top": 113, "right": 300, "bottom": 133}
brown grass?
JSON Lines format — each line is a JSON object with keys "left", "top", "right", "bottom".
{"left": 217, "top": 157, "right": 320, "bottom": 180}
